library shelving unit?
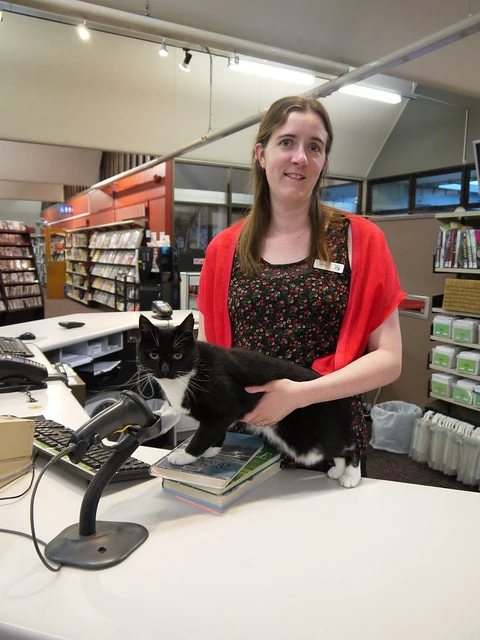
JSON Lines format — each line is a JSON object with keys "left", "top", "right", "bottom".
{"left": 114, "top": 274, "right": 140, "bottom": 311}
{"left": 429, "top": 210, "right": 480, "bottom": 417}
{"left": 89, "top": 226, "right": 144, "bottom": 309}
{"left": 65, "top": 229, "right": 91, "bottom": 306}
{"left": 0, "top": 220, "right": 44, "bottom": 325}
{"left": 31, "top": 234, "right": 46, "bottom": 286}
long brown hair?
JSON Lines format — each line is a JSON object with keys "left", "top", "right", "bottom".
{"left": 237, "top": 95, "right": 343, "bottom": 276}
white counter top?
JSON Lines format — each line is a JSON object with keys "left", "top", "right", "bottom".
{"left": 0, "top": 309, "right": 197, "bottom": 353}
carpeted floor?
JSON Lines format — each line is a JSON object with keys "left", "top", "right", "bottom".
{"left": 43, "top": 291, "right": 479, "bottom": 493}
{"left": 365, "top": 443, "right": 478, "bottom": 492}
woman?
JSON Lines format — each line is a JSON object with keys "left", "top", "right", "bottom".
{"left": 197, "top": 95, "right": 405, "bottom": 471}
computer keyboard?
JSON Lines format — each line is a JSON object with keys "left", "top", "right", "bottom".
{"left": 0, "top": 337, "right": 34, "bottom": 358}
{"left": 33, "top": 416, "right": 152, "bottom": 483}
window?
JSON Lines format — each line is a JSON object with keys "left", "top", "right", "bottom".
{"left": 414, "top": 170, "right": 462, "bottom": 209}
{"left": 367, "top": 164, "right": 479, "bottom": 214}
{"left": 468, "top": 166, "right": 480, "bottom": 206}
{"left": 369, "top": 178, "right": 410, "bottom": 213}
{"left": 174, "top": 204, "right": 228, "bottom": 253}
{"left": 321, "top": 178, "right": 362, "bottom": 213}
{"left": 231, "top": 167, "right": 253, "bottom": 206}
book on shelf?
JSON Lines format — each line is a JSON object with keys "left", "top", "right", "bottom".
{"left": 162, "top": 456, "right": 281, "bottom": 510}
{"left": 150, "top": 431, "right": 271, "bottom": 490}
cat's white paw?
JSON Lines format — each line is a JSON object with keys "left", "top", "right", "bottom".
{"left": 338, "top": 465, "right": 361, "bottom": 488}
{"left": 167, "top": 450, "right": 197, "bottom": 466}
{"left": 327, "top": 457, "right": 346, "bottom": 480}
{"left": 203, "top": 446, "right": 222, "bottom": 458}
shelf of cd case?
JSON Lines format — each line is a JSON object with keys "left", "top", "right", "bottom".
{"left": 0, "top": 221, "right": 44, "bottom": 323}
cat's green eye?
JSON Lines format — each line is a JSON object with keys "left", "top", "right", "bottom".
{"left": 173, "top": 352, "right": 183, "bottom": 361}
{"left": 149, "top": 351, "right": 159, "bottom": 360}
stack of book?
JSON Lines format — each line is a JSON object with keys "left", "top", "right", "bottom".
{"left": 150, "top": 432, "right": 281, "bottom": 510}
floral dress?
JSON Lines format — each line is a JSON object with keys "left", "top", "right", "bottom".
{"left": 227, "top": 217, "right": 368, "bottom": 462}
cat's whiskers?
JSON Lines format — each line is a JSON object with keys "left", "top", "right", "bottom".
{"left": 136, "top": 371, "right": 161, "bottom": 399}
{"left": 182, "top": 374, "right": 209, "bottom": 406}
{"left": 173, "top": 333, "right": 190, "bottom": 351}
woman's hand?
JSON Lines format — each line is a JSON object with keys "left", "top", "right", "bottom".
{"left": 242, "top": 378, "right": 302, "bottom": 426}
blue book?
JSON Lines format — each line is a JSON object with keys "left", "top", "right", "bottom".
{"left": 150, "top": 432, "right": 265, "bottom": 490}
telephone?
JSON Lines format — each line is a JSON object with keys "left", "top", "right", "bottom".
{"left": 0, "top": 354, "right": 48, "bottom": 392}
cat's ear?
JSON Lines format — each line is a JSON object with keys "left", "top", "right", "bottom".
{"left": 178, "top": 313, "right": 195, "bottom": 334}
{"left": 139, "top": 314, "right": 155, "bottom": 336}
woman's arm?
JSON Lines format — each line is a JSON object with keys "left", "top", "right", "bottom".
{"left": 197, "top": 311, "right": 207, "bottom": 341}
{"left": 242, "top": 308, "right": 402, "bottom": 425}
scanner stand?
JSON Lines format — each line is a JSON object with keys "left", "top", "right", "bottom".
{"left": 45, "top": 391, "right": 172, "bottom": 570}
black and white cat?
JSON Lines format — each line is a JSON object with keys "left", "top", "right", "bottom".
{"left": 138, "top": 313, "right": 361, "bottom": 488}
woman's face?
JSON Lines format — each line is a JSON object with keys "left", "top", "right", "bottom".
{"left": 255, "top": 109, "right": 328, "bottom": 209}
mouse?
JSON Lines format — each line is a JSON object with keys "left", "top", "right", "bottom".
{"left": 18, "top": 332, "right": 36, "bottom": 340}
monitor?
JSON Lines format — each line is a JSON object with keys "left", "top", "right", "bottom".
{"left": 474, "top": 139, "right": 480, "bottom": 195}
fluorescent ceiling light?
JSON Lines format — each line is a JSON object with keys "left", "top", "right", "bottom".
{"left": 339, "top": 84, "right": 401, "bottom": 104}
{"left": 228, "top": 58, "right": 315, "bottom": 86}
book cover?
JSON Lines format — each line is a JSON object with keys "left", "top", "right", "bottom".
{"left": 167, "top": 443, "right": 281, "bottom": 496}
{"left": 162, "top": 460, "right": 281, "bottom": 510}
{"left": 150, "top": 431, "right": 266, "bottom": 490}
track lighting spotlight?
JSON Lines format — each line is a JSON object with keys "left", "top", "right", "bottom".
{"left": 179, "top": 49, "right": 192, "bottom": 72}
{"left": 76, "top": 19, "right": 90, "bottom": 41}
{"left": 159, "top": 37, "right": 168, "bottom": 58}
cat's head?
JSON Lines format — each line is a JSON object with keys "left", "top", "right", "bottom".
{"left": 138, "top": 313, "right": 196, "bottom": 379}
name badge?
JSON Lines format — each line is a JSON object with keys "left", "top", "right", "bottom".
{"left": 313, "top": 259, "right": 345, "bottom": 274}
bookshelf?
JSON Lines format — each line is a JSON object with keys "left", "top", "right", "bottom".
{"left": 0, "top": 220, "right": 44, "bottom": 325}
{"left": 65, "top": 230, "right": 91, "bottom": 305}
{"left": 114, "top": 274, "right": 140, "bottom": 311}
{"left": 89, "top": 226, "right": 144, "bottom": 309}
{"left": 429, "top": 211, "right": 480, "bottom": 416}
{"left": 433, "top": 211, "right": 480, "bottom": 273}
{"left": 31, "top": 234, "right": 46, "bottom": 285}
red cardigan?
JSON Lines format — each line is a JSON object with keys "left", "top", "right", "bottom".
{"left": 197, "top": 215, "right": 405, "bottom": 375}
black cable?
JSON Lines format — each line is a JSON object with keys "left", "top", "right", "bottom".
{"left": 29, "top": 444, "right": 76, "bottom": 572}
{"left": 0, "top": 452, "right": 38, "bottom": 500}
{"left": 0, "top": 527, "right": 48, "bottom": 547}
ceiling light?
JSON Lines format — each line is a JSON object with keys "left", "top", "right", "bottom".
{"left": 228, "top": 57, "right": 315, "bottom": 86}
{"left": 339, "top": 84, "right": 401, "bottom": 104}
{"left": 179, "top": 49, "right": 192, "bottom": 72}
{"left": 76, "top": 20, "right": 90, "bottom": 41}
{"left": 159, "top": 37, "right": 168, "bottom": 58}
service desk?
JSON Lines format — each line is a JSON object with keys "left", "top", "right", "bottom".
{"left": 0, "top": 309, "right": 197, "bottom": 353}
{"left": 0, "top": 373, "right": 479, "bottom": 639}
